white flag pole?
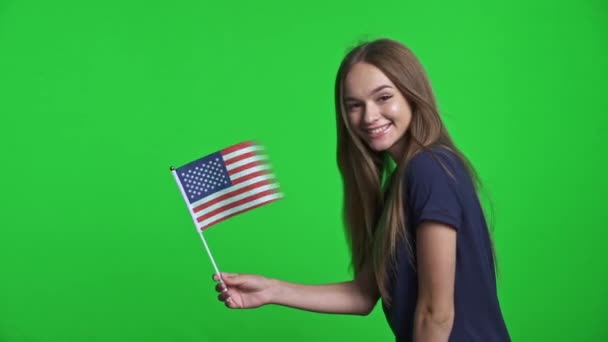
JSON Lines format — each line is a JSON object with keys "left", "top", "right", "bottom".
{"left": 171, "top": 166, "right": 224, "bottom": 284}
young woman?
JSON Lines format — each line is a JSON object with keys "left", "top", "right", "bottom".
{"left": 212, "top": 38, "right": 511, "bottom": 342}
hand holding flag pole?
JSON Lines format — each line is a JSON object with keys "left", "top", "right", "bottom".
{"left": 170, "top": 141, "right": 283, "bottom": 285}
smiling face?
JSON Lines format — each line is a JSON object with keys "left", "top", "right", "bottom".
{"left": 343, "top": 62, "right": 412, "bottom": 160}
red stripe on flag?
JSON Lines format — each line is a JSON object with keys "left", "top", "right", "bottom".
{"left": 192, "top": 179, "right": 272, "bottom": 214}
{"left": 228, "top": 161, "right": 262, "bottom": 176}
{"left": 223, "top": 151, "right": 257, "bottom": 165}
{"left": 196, "top": 188, "right": 279, "bottom": 223}
{"left": 231, "top": 169, "right": 270, "bottom": 185}
{"left": 221, "top": 141, "right": 253, "bottom": 155}
{"left": 200, "top": 196, "right": 282, "bottom": 231}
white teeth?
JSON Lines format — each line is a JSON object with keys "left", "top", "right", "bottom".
{"left": 369, "top": 124, "right": 389, "bottom": 134}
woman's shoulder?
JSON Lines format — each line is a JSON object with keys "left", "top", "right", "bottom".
{"left": 401, "top": 145, "right": 477, "bottom": 196}
{"left": 407, "top": 145, "right": 463, "bottom": 178}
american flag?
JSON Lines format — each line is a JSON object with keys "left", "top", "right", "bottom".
{"left": 173, "top": 141, "right": 283, "bottom": 230}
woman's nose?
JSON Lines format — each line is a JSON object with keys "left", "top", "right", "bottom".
{"left": 363, "top": 104, "right": 380, "bottom": 124}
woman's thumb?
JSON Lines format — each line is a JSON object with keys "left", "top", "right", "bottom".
{"left": 221, "top": 273, "right": 245, "bottom": 285}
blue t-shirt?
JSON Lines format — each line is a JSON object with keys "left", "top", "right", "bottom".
{"left": 382, "top": 146, "right": 510, "bottom": 342}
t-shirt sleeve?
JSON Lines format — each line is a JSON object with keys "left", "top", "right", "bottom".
{"left": 405, "top": 150, "right": 463, "bottom": 230}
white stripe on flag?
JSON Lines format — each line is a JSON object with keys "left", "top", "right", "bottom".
{"left": 230, "top": 164, "right": 271, "bottom": 180}
{"left": 194, "top": 183, "right": 280, "bottom": 217}
{"left": 189, "top": 174, "right": 277, "bottom": 209}
{"left": 225, "top": 155, "right": 268, "bottom": 171}
{"left": 222, "top": 145, "right": 264, "bottom": 161}
{"left": 197, "top": 192, "right": 284, "bottom": 228}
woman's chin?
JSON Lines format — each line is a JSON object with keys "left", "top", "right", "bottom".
{"left": 358, "top": 134, "right": 395, "bottom": 153}
{"left": 367, "top": 141, "right": 391, "bottom": 153}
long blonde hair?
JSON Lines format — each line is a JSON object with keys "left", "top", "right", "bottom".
{"left": 334, "top": 38, "right": 486, "bottom": 306}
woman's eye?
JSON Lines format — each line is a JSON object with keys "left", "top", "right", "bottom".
{"left": 347, "top": 103, "right": 361, "bottom": 110}
{"left": 379, "top": 95, "right": 392, "bottom": 102}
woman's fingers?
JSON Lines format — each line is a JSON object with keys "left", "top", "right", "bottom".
{"left": 215, "top": 282, "right": 227, "bottom": 293}
{"left": 218, "top": 291, "right": 239, "bottom": 308}
{"left": 211, "top": 272, "right": 245, "bottom": 309}
{"left": 223, "top": 274, "right": 247, "bottom": 286}
{"left": 217, "top": 290, "right": 231, "bottom": 302}
{"left": 213, "top": 272, "right": 239, "bottom": 283}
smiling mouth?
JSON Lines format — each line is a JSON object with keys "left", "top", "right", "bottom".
{"left": 366, "top": 123, "right": 392, "bottom": 138}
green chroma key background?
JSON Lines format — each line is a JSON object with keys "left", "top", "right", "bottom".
{"left": 0, "top": 0, "right": 606, "bottom": 341}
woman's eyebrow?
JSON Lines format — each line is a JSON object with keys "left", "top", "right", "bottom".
{"left": 344, "top": 85, "right": 393, "bottom": 101}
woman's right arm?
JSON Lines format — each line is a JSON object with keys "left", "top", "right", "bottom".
{"left": 214, "top": 262, "right": 379, "bottom": 316}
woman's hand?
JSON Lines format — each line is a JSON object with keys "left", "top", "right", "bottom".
{"left": 213, "top": 270, "right": 379, "bottom": 315}
{"left": 213, "top": 272, "right": 273, "bottom": 309}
